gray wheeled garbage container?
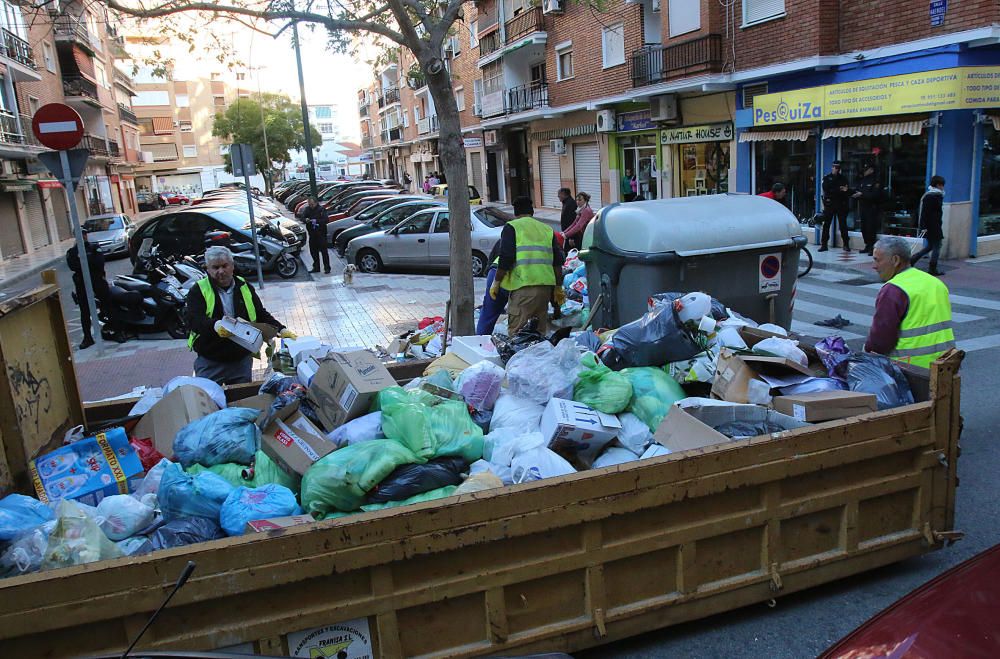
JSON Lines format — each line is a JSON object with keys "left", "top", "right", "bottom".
{"left": 579, "top": 194, "right": 806, "bottom": 329}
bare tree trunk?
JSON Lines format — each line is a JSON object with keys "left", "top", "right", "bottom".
{"left": 424, "top": 58, "right": 475, "bottom": 336}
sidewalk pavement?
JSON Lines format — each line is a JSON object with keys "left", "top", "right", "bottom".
{"left": 0, "top": 237, "right": 76, "bottom": 296}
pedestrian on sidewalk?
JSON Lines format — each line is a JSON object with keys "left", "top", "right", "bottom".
{"left": 563, "top": 192, "right": 595, "bottom": 251}
{"left": 558, "top": 187, "right": 577, "bottom": 232}
{"left": 854, "top": 162, "right": 886, "bottom": 255}
{"left": 865, "top": 236, "right": 954, "bottom": 370}
{"left": 185, "top": 246, "right": 296, "bottom": 385}
{"left": 621, "top": 168, "right": 636, "bottom": 202}
{"left": 66, "top": 229, "right": 111, "bottom": 350}
{"left": 301, "top": 196, "right": 331, "bottom": 274}
{"left": 819, "top": 160, "right": 852, "bottom": 252}
{"left": 490, "top": 197, "right": 565, "bottom": 334}
{"left": 911, "top": 175, "right": 946, "bottom": 276}
{"left": 402, "top": 171, "right": 412, "bottom": 192}
{"left": 758, "top": 182, "right": 787, "bottom": 203}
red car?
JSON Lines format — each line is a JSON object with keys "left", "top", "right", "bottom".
{"left": 822, "top": 542, "right": 1000, "bottom": 658}
{"left": 162, "top": 192, "right": 191, "bottom": 205}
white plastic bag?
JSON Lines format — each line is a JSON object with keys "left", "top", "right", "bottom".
{"left": 470, "top": 459, "right": 514, "bottom": 485}
{"left": 489, "top": 431, "right": 546, "bottom": 467}
{"left": 592, "top": 447, "right": 640, "bottom": 469}
{"left": 0, "top": 519, "right": 55, "bottom": 577}
{"left": 455, "top": 361, "right": 505, "bottom": 411}
{"left": 96, "top": 494, "right": 157, "bottom": 541}
{"left": 752, "top": 337, "right": 808, "bottom": 367}
{"left": 675, "top": 292, "right": 713, "bottom": 325}
{"left": 163, "top": 376, "right": 227, "bottom": 410}
{"left": 133, "top": 458, "right": 171, "bottom": 499}
{"left": 490, "top": 394, "right": 545, "bottom": 434}
{"left": 640, "top": 444, "right": 671, "bottom": 460}
{"left": 326, "top": 412, "right": 384, "bottom": 448}
{"left": 505, "top": 339, "right": 582, "bottom": 404}
{"left": 127, "top": 387, "right": 165, "bottom": 416}
{"left": 511, "top": 447, "right": 576, "bottom": 483}
{"left": 757, "top": 323, "right": 788, "bottom": 336}
{"left": 616, "top": 413, "right": 653, "bottom": 456}
{"left": 715, "top": 327, "right": 748, "bottom": 350}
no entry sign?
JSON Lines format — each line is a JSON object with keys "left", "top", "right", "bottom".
{"left": 31, "top": 103, "right": 84, "bottom": 150}
{"left": 759, "top": 253, "right": 782, "bottom": 293}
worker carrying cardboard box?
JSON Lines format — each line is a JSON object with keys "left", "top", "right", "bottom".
{"left": 185, "top": 246, "right": 297, "bottom": 385}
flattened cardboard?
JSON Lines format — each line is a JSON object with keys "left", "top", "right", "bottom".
{"left": 132, "top": 385, "right": 220, "bottom": 457}
{"left": 307, "top": 351, "right": 394, "bottom": 429}
{"left": 772, "top": 390, "right": 877, "bottom": 422}
{"left": 260, "top": 411, "right": 334, "bottom": 477}
{"left": 653, "top": 405, "right": 731, "bottom": 454}
{"left": 711, "top": 349, "right": 815, "bottom": 404}
{"left": 245, "top": 514, "right": 316, "bottom": 533}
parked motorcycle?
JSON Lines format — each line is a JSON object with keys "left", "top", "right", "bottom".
{"left": 107, "top": 260, "right": 189, "bottom": 340}
{"left": 132, "top": 245, "right": 205, "bottom": 295}
{"left": 199, "top": 229, "right": 299, "bottom": 279}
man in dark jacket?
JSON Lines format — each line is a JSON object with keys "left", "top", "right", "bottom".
{"left": 854, "top": 162, "right": 886, "bottom": 255}
{"left": 66, "top": 230, "right": 111, "bottom": 349}
{"left": 301, "top": 196, "right": 331, "bottom": 274}
{"left": 819, "top": 160, "right": 851, "bottom": 252}
{"left": 185, "top": 246, "right": 294, "bottom": 384}
{"left": 558, "top": 187, "right": 577, "bottom": 232}
{"left": 911, "top": 175, "right": 946, "bottom": 276}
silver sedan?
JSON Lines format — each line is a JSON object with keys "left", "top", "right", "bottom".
{"left": 346, "top": 205, "right": 511, "bottom": 276}
{"left": 83, "top": 213, "right": 136, "bottom": 257}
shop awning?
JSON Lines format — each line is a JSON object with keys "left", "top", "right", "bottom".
{"left": 822, "top": 120, "right": 924, "bottom": 139}
{"left": 36, "top": 180, "right": 63, "bottom": 189}
{"left": 738, "top": 129, "right": 811, "bottom": 142}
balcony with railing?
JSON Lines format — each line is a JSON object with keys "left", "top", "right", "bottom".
{"left": 377, "top": 87, "right": 400, "bottom": 109}
{"left": 80, "top": 133, "right": 113, "bottom": 157}
{"left": 1, "top": 29, "right": 36, "bottom": 69}
{"left": 118, "top": 103, "right": 138, "bottom": 125}
{"left": 506, "top": 81, "right": 548, "bottom": 114}
{"left": 505, "top": 8, "right": 545, "bottom": 44}
{"left": 0, "top": 111, "right": 41, "bottom": 149}
{"left": 630, "top": 34, "right": 723, "bottom": 88}
{"left": 381, "top": 127, "right": 402, "bottom": 142}
{"left": 359, "top": 104, "right": 369, "bottom": 118}
{"left": 479, "top": 28, "right": 502, "bottom": 59}
{"left": 113, "top": 68, "right": 137, "bottom": 93}
{"left": 417, "top": 114, "right": 439, "bottom": 135}
{"left": 53, "top": 16, "right": 98, "bottom": 52}
{"left": 361, "top": 135, "right": 373, "bottom": 150}
{"left": 63, "top": 74, "right": 102, "bottom": 106}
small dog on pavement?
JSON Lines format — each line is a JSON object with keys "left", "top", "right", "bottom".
{"left": 342, "top": 264, "right": 356, "bottom": 286}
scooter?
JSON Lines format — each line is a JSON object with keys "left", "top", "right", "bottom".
{"left": 105, "top": 260, "right": 189, "bottom": 340}
{"left": 131, "top": 245, "right": 205, "bottom": 295}
{"left": 199, "top": 228, "right": 299, "bottom": 279}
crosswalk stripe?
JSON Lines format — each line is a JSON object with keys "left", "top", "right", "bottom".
{"left": 793, "top": 299, "right": 875, "bottom": 327}
{"left": 798, "top": 283, "right": 984, "bottom": 323}
{"left": 956, "top": 334, "right": 1000, "bottom": 353}
{"left": 861, "top": 283, "right": 1000, "bottom": 312}
{"left": 791, "top": 319, "right": 866, "bottom": 341}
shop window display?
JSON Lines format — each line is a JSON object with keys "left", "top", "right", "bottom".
{"left": 754, "top": 138, "right": 815, "bottom": 220}
{"left": 978, "top": 124, "right": 1000, "bottom": 236}
{"left": 679, "top": 141, "right": 729, "bottom": 197}
{"left": 840, "top": 133, "right": 928, "bottom": 236}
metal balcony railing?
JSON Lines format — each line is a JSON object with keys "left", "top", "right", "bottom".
{"left": 113, "top": 68, "right": 136, "bottom": 90}
{"left": 53, "top": 16, "right": 96, "bottom": 49}
{"left": 1, "top": 29, "right": 36, "bottom": 69}
{"left": 361, "top": 135, "right": 373, "bottom": 150}
{"left": 81, "top": 133, "right": 112, "bottom": 156}
{"left": 0, "top": 111, "right": 41, "bottom": 147}
{"left": 506, "top": 81, "right": 548, "bottom": 114}
{"left": 479, "top": 29, "right": 502, "bottom": 59}
{"left": 505, "top": 7, "right": 545, "bottom": 44}
{"left": 118, "top": 104, "right": 138, "bottom": 125}
{"left": 377, "top": 87, "right": 400, "bottom": 108}
{"left": 630, "top": 34, "right": 724, "bottom": 88}
{"left": 63, "top": 74, "right": 99, "bottom": 102}
{"left": 417, "top": 115, "right": 439, "bottom": 135}
{"left": 359, "top": 104, "right": 369, "bottom": 117}
{"left": 381, "top": 127, "right": 402, "bottom": 142}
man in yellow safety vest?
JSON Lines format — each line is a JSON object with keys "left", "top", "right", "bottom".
{"left": 186, "top": 246, "right": 296, "bottom": 384}
{"left": 865, "top": 236, "right": 955, "bottom": 369}
{"left": 490, "top": 197, "right": 565, "bottom": 334}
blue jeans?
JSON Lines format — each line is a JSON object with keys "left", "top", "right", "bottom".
{"left": 476, "top": 266, "right": 509, "bottom": 335}
{"left": 911, "top": 238, "right": 942, "bottom": 271}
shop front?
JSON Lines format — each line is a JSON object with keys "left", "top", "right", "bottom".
{"left": 609, "top": 108, "right": 661, "bottom": 203}
{"left": 463, "top": 135, "right": 486, "bottom": 200}
{"left": 739, "top": 129, "right": 816, "bottom": 221}
{"left": 528, "top": 112, "right": 609, "bottom": 210}
{"left": 976, "top": 115, "right": 1000, "bottom": 238}
{"left": 661, "top": 122, "right": 733, "bottom": 199}
{"left": 483, "top": 129, "right": 506, "bottom": 203}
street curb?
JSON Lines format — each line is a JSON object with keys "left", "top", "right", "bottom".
{"left": 1, "top": 255, "right": 64, "bottom": 292}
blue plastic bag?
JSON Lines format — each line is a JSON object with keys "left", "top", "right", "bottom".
{"left": 0, "top": 494, "right": 53, "bottom": 542}
{"left": 157, "top": 461, "right": 234, "bottom": 522}
{"left": 219, "top": 484, "right": 303, "bottom": 536}
{"left": 173, "top": 407, "right": 261, "bottom": 468}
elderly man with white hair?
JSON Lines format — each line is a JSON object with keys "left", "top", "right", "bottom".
{"left": 185, "top": 246, "right": 295, "bottom": 384}
{"left": 866, "top": 236, "right": 955, "bottom": 370}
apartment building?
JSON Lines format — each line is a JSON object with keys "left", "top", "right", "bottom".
{"left": 0, "top": 1, "right": 142, "bottom": 261}
{"left": 360, "top": 0, "right": 1000, "bottom": 258}
{"left": 289, "top": 103, "right": 345, "bottom": 170}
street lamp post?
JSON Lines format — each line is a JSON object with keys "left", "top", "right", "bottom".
{"left": 291, "top": 20, "right": 318, "bottom": 198}
{"left": 252, "top": 66, "right": 273, "bottom": 194}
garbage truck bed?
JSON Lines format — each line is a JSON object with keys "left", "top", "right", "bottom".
{"left": 0, "top": 279, "right": 964, "bottom": 658}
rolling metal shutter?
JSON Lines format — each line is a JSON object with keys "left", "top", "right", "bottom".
{"left": 572, "top": 142, "right": 603, "bottom": 209}
{"left": 538, "top": 147, "right": 561, "bottom": 208}
{"left": 469, "top": 151, "right": 484, "bottom": 196}
{"left": 0, "top": 193, "right": 25, "bottom": 258}
{"left": 49, "top": 188, "right": 72, "bottom": 241}
{"left": 24, "top": 189, "right": 51, "bottom": 249}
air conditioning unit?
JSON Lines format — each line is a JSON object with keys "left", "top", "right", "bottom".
{"left": 542, "top": 0, "right": 564, "bottom": 14}
{"left": 596, "top": 109, "right": 616, "bottom": 133}
{"left": 549, "top": 138, "right": 567, "bottom": 155}
{"left": 484, "top": 129, "right": 498, "bottom": 146}
{"left": 652, "top": 0, "right": 661, "bottom": 11}
{"left": 650, "top": 94, "right": 679, "bottom": 122}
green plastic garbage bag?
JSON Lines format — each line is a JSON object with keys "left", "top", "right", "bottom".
{"left": 186, "top": 451, "right": 300, "bottom": 493}
{"left": 359, "top": 485, "right": 458, "bottom": 512}
{"left": 381, "top": 396, "right": 484, "bottom": 462}
{"left": 301, "top": 440, "right": 421, "bottom": 516}
{"left": 621, "top": 367, "right": 686, "bottom": 432}
{"left": 573, "top": 353, "right": 633, "bottom": 414}
{"left": 371, "top": 386, "right": 440, "bottom": 412}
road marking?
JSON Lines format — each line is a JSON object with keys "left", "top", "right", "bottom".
{"left": 957, "top": 334, "right": 1000, "bottom": 353}
{"left": 791, "top": 319, "right": 866, "bottom": 341}
{"left": 861, "top": 283, "right": 1000, "bottom": 311}
{"left": 798, "top": 282, "right": 984, "bottom": 322}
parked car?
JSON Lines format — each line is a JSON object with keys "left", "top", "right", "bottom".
{"left": 82, "top": 213, "right": 136, "bottom": 257}
{"left": 335, "top": 199, "right": 444, "bottom": 254}
{"left": 326, "top": 195, "right": 433, "bottom": 242}
{"left": 136, "top": 192, "right": 167, "bottom": 211}
{"left": 345, "top": 205, "right": 510, "bottom": 276}
{"left": 194, "top": 202, "right": 306, "bottom": 250}
{"left": 430, "top": 184, "right": 482, "bottom": 205}
{"left": 162, "top": 192, "right": 191, "bottom": 205}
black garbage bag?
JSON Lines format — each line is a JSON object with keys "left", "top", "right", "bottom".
{"left": 148, "top": 516, "right": 225, "bottom": 550}
{"left": 365, "top": 457, "right": 466, "bottom": 504}
{"left": 492, "top": 318, "right": 547, "bottom": 364}
{"left": 649, "top": 292, "right": 728, "bottom": 321}
{"left": 840, "top": 353, "right": 915, "bottom": 410}
{"left": 600, "top": 304, "right": 701, "bottom": 370}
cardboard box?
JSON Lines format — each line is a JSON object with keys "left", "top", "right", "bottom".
{"left": 654, "top": 401, "right": 810, "bottom": 454}
{"left": 772, "top": 391, "right": 878, "bottom": 422}
{"left": 450, "top": 335, "right": 503, "bottom": 366}
{"left": 711, "top": 349, "right": 815, "bottom": 404}
{"left": 738, "top": 326, "right": 820, "bottom": 362}
{"left": 216, "top": 317, "right": 264, "bottom": 353}
{"left": 245, "top": 514, "right": 317, "bottom": 533}
{"left": 307, "top": 350, "right": 394, "bottom": 429}
{"left": 28, "top": 427, "right": 144, "bottom": 505}
{"left": 653, "top": 405, "right": 732, "bottom": 454}
{"left": 132, "top": 385, "right": 220, "bottom": 457}
{"left": 261, "top": 411, "right": 335, "bottom": 477}
{"left": 540, "top": 398, "right": 622, "bottom": 467}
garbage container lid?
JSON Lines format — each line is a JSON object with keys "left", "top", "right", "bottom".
{"left": 594, "top": 194, "right": 803, "bottom": 257}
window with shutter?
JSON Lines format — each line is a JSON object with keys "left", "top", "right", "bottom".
{"left": 744, "top": 0, "right": 785, "bottom": 25}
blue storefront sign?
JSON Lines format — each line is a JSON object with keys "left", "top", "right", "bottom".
{"left": 617, "top": 110, "right": 655, "bottom": 133}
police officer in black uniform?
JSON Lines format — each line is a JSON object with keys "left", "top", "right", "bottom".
{"left": 66, "top": 229, "right": 111, "bottom": 349}
{"left": 819, "top": 160, "right": 851, "bottom": 252}
{"left": 853, "top": 161, "right": 886, "bottom": 256}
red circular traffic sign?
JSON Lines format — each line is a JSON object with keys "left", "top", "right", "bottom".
{"left": 31, "top": 103, "right": 84, "bottom": 150}
{"left": 760, "top": 255, "right": 781, "bottom": 279}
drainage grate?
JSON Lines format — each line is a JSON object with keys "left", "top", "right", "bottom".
{"left": 352, "top": 284, "right": 390, "bottom": 293}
